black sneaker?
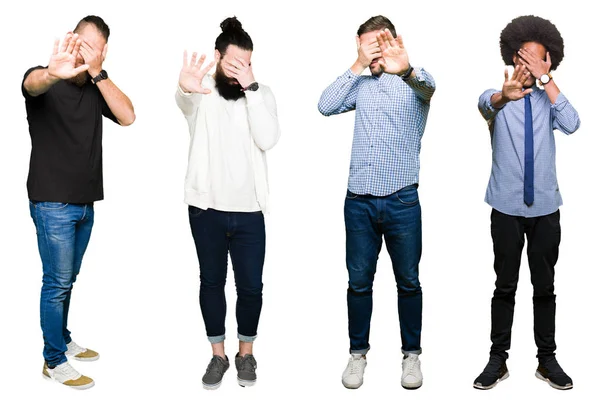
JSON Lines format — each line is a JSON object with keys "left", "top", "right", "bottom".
{"left": 536, "top": 356, "right": 573, "bottom": 390}
{"left": 202, "top": 355, "right": 229, "bottom": 390}
{"left": 235, "top": 353, "right": 257, "bottom": 387}
{"left": 473, "top": 355, "right": 509, "bottom": 390}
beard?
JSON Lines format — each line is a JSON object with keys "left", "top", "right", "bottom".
{"left": 68, "top": 71, "right": 88, "bottom": 87}
{"left": 214, "top": 64, "right": 245, "bottom": 101}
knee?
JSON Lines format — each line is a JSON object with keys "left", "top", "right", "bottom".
{"left": 397, "top": 278, "right": 421, "bottom": 296}
{"left": 236, "top": 283, "right": 263, "bottom": 298}
{"left": 347, "top": 283, "right": 373, "bottom": 296}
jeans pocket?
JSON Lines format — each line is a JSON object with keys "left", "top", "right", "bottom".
{"left": 395, "top": 186, "right": 419, "bottom": 206}
{"left": 188, "top": 205, "right": 206, "bottom": 217}
{"left": 346, "top": 190, "right": 359, "bottom": 200}
{"left": 34, "top": 201, "right": 69, "bottom": 210}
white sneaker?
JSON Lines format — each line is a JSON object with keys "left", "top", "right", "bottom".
{"left": 342, "top": 354, "right": 367, "bottom": 389}
{"left": 42, "top": 361, "right": 95, "bottom": 389}
{"left": 65, "top": 340, "right": 99, "bottom": 361}
{"left": 401, "top": 353, "right": 423, "bottom": 389}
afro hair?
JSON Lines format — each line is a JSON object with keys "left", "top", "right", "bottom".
{"left": 500, "top": 15, "right": 564, "bottom": 71}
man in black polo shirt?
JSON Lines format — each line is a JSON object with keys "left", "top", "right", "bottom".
{"left": 22, "top": 15, "right": 135, "bottom": 389}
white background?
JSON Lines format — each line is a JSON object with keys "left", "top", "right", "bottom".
{"left": 0, "top": 0, "right": 597, "bottom": 404}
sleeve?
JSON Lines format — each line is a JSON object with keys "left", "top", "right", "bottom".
{"left": 245, "top": 84, "right": 280, "bottom": 151}
{"left": 22, "top": 66, "right": 46, "bottom": 99}
{"left": 317, "top": 69, "right": 362, "bottom": 116}
{"left": 478, "top": 89, "right": 502, "bottom": 122}
{"left": 403, "top": 67, "right": 435, "bottom": 102}
{"left": 175, "top": 85, "right": 203, "bottom": 120}
{"left": 551, "top": 92, "right": 581, "bottom": 135}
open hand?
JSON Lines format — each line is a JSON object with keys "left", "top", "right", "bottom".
{"left": 501, "top": 64, "right": 533, "bottom": 101}
{"left": 376, "top": 29, "right": 410, "bottom": 75}
{"left": 179, "top": 51, "right": 215, "bottom": 94}
{"left": 47, "top": 33, "right": 89, "bottom": 80}
{"left": 80, "top": 40, "right": 107, "bottom": 78}
{"left": 517, "top": 47, "right": 551, "bottom": 80}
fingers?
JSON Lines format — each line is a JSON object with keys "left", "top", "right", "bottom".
{"left": 190, "top": 51, "right": 198, "bottom": 67}
{"left": 546, "top": 51, "right": 552, "bottom": 66}
{"left": 384, "top": 29, "right": 397, "bottom": 47}
{"left": 522, "top": 88, "right": 533, "bottom": 96}
{"left": 183, "top": 50, "right": 188, "bottom": 67}
{"left": 199, "top": 60, "right": 215, "bottom": 77}
{"left": 376, "top": 31, "right": 388, "bottom": 52}
{"left": 395, "top": 34, "right": 405, "bottom": 49}
{"left": 72, "top": 38, "right": 82, "bottom": 58}
{"left": 195, "top": 54, "right": 206, "bottom": 69}
{"left": 234, "top": 56, "right": 248, "bottom": 69}
{"left": 52, "top": 38, "right": 59, "bottom": 55}
{"left": 198, "top": 88, "right": 212, "bottom": 95}
{"left": 59, "top": 33, "right": 72, "bottom": 53}
{"left": 66, "top": 33, "right": 78, "bottom": 54}
{"left": 73, "top": 64, "right": 90, "bottom": 75}
{"left": 504, "top": 68, "right": 509, "bottom": 82}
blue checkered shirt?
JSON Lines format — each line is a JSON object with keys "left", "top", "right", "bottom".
{"left": 318, "top": 68, "right": 435, "bottom": 196}
{"left": 479, "top": 86, "right": 580, "bottom": 217}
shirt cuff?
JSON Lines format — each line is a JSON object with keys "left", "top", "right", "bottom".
{"left": 177, "top": 84, "right": 193, "bottom": 97}
{"left": 245, "top": 86, "right": 266, "bottom": 106}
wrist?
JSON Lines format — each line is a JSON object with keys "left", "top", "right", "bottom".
{"left": 351, "top": 60, "right": 366, "bottom": 75}
{"left": 88, "top": 68, "right": 102, "bottom": 78}
{"left": 45, "top": 69, "right": 61, "bottom": 84}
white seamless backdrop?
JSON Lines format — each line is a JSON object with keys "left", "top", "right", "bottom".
{"left": 1, "top": 1, "right": 597, "bottom": 404}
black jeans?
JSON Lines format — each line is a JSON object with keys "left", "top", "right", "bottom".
{"left": 189, "top": 207, "right": 266, "bottom": 343}
{"left": 489, "top": 208, "right": 561, "bottom": 359}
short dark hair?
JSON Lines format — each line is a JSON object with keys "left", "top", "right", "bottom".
{"left": 500, "top": 15, "right": 564, "bottom": 70}
{"left": 215, "top": 17, "right": 253, "bottom": 55}
{"left": 357, "top": 15, "right": 397, "bottom": 38}
{"left": 74, "top": 15, "right": 110, "bottom": 41}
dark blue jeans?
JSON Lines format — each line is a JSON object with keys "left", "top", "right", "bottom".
{"left": 189, "top": 207, "right": 266, "bottom": 343}
{"left": 29, "top": 201, "right": 94, "bottom": 367}
{"left": 344, "top": 185, "right": 423, "bottom": 355}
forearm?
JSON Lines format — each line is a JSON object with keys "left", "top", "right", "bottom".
{"left": 23, "top": 68, "right": 60, "bottom": 97}
{"left": 552, "top": 92, "right": 580, "bottom": 135}
{"left": 96, "top": 79, "right": 135, "bottom": 126}
{"left": 543, "top": 79, "right": 560, "bottom": 104}
{"left": 246, "top": 89, "right": 280, "bottom": 151}
{"left": 317, "top": 70, "right": 360, "bottom": 116}
{"left": 402, "top": 67, "right": 435, "bottom": 102}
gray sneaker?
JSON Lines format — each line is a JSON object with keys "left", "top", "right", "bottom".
{"left": 202, "top": 355, "right": 229, "bottom": 390}
{"left": 235, "top": 353, "right": 257, "bottom": 387}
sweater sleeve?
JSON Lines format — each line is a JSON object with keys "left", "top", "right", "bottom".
{"left": 175, "top": 85, "right": 203, "bottom": 120}
{"left": 245, "top": 84, "right": 280, "bottom": 151}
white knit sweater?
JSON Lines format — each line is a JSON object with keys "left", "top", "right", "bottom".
{"left": 175, "top": 76, "right": 280, "bottom": 213}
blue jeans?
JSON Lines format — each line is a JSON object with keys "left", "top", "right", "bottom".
{"left": 188, "top": 207, "right": 266, "bottom": 344}
{"left": 29, "top": 201, "right": 94, "bottom": 367}
{"left": 344, "top": 185, "right": 423, "bottom": 355}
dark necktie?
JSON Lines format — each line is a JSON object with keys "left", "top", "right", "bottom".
{"left": 524, "top": 94, "right": 534, "bottom": 206}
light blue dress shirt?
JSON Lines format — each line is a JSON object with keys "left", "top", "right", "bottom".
{"left": 479, "top": 86, "right": 580, "bottom": 217}
{"left": 318, "top": 68, "right": 435, "bottom": 196}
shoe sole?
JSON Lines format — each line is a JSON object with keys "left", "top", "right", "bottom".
{"left": 42, "top": 373, "right": 95, "bottom": 390}
{"left": 535, "top": 371, "right": 573, "bottom": 390}
{"left": 402, "top": 381, "right": 422, "bottom": 390}
{"left": 342, "top": 379, "right": 363, "bottom": 389}
{"left": 473, "top": 371, "right": 509, "bottom": 390}
{"left": 202, "top": 381, "right": 222, "bottom": 390}
{"left": 238, "top": 377, "right": 256, "bottom": 387}
{"left": 70, "top": 354, "right": 100, "bottom": 362}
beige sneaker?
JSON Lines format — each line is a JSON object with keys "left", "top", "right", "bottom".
{"left": 65, "top": 341, "right": 99, "bottom": 361}
{"left": 42, "top": 361, "right": 95, "bottom": 389}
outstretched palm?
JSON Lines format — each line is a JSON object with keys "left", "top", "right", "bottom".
{"left": 376, "top": 29, "right": 410, "bottom": 75}
{"left": 502, "top": 64, "right": 532, "bottom": 101}
{"left": 48, "top": 33, "right": 89, "bottom": 79}
{"left": 179, "top": 51, "right": 215, "bottom": 94}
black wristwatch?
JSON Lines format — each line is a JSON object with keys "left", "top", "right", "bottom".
{"left": 400, "top": 64, "right": 414, "bottom": 80}
{"left": 91, "top": 70, "right": 108, "bottom": 85}
{"left": 243, "top": 82, "right": 259, "bottom": 92}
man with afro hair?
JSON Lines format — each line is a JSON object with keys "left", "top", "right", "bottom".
{"left": 473, "top": 15, "right": 580, "bottom": 391}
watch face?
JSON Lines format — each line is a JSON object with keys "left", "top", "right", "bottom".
{"left": 540, "top": 74, "right": 550, "bottom": 84}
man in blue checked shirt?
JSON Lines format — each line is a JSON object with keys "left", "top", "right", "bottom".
{"left": 318, "top": 15, "right": 435, "bottom": 390}
{"left": 473, "top": 16, "right": 580, "bottom": 391}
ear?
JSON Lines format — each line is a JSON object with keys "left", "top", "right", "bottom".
{"left": 512, "top": 52, "right": 519, "bottom": 66}
{"left": 214, "top": 49, "right": 221, "bottom": 61}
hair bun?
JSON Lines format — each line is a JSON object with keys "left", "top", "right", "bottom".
{"left": 221, "top": 17, "right": 243, "bottom": 32}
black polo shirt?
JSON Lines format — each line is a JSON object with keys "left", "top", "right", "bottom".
{"left": 22, "top": 66, "right": 119, "bottom": 203}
